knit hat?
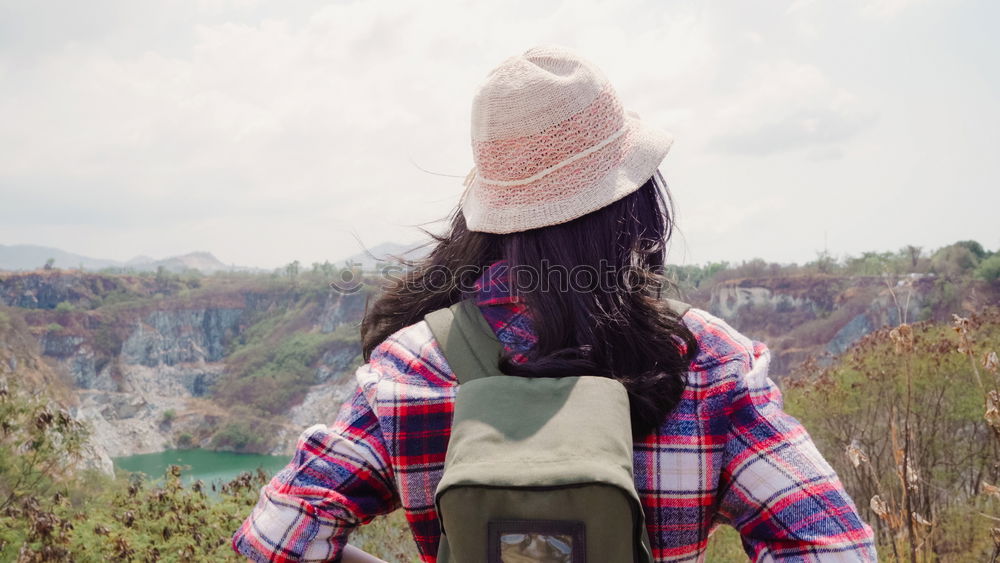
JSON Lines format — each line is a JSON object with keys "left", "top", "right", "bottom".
{"left": 461, "top": 45, "right": 673, "bottom": 233}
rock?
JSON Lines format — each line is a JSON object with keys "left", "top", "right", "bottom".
{"left": 709, "top": 283, "right": 816, "bottom": 320}
{"left": 316, "top": 291, "right": 366, "bottom": 333}
{"left": 707, "top": 275, "right": 932, "bottom": 376}
{"left": 121, "top": 308, "right": 243, "bottom": 366}
{"left": 5, "top": 272, "right": 372, "bottom": 459}
{"left": 269, "top": 380, "right": 357, "bottom": 455}
{"left": 827, "top": 314, "right": 876, "bottom": 357}
{"left": 39, "top": 334, "right": 117, "bottom": 391}
{"left": 39, "top": 333, "right": 85, "bottom": 358}
{"left": 74, "top": 390, "right": 188, "bottom": 458}
{"left": 827, "top": 291, "right": 924, "bottom": 356}
{"left": 0, "top": 271, "right": 159, "bottom": 310}
{"left": 76, "top": 440, "right": 115, "bottom": 476}
{"left": 315, "top": 347, "right": 361, "bottom": 383}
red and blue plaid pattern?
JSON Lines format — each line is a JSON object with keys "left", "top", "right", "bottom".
{"left": 233, "top": 262, "right": 876, "bottom": 562}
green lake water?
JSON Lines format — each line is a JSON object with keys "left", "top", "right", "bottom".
{"left": 114, "top": 449, "right": 290, "bottom": 487}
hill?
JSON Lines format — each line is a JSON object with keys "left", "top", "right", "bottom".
{"left": 339, "top": 240, "right": 431, "bottom": 270}
{"left": 0, "top": 265, "right": 370, "bottom": 459}
{"left": 0, "top": 244, "right": 257, "bottom": 274}
{"left": 0, "top": 238, "right": 998, "bottom": 560}
{"left": 0, "top": 244, "right": 121, "bottom": 271}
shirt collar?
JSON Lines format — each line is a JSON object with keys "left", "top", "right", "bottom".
{"left": 466, "top": 260, "right": 520, "bottom": 306}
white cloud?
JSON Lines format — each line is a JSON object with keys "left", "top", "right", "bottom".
{"left": 859, "top": 0, "right": 927, "bottom": 19}
{"left": 788, "top": 0, "right": 931, "bottom": 20}
{"left": 786, "top": 0, "right": 820, "bottom": 14}
{"left": 706, "top": 61, "right": 875, "bottom": 156}
{"left": 0, "top": 0, "right": 994, "bottom": 268}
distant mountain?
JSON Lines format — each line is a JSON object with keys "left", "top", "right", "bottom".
{"left": 0, "top": 244, "right": 257, "bottom": 274}
{"left": 139, "top": 251, "right": 234, "bottom": 274}
{"left": 0, "top": 244, "right": 120, "bottom": 271}
{"left": 1, "top": 241, "right": 434, "bottom": 275}
{"left": 125, "top": 255, "right": 156, "bottom": 265}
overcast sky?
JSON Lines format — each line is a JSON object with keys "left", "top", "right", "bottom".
{"left": 1, "top": 0, "right": 997, "bottom": 270}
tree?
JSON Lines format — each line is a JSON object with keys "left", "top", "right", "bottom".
{"left": 901, "top": 245, "right": 923, "bottom": 270}
{"left": 976, "top": 254, "right": 1000, "bottom": 282}
{"left": 0, "top": 375, "right": 89, "bottom": 512}
{"left": 845, "top": 251, "right": 901, "bottom": 276}
{"left": 954, "top": 240, "right": 987, "bottom": 260}
{"left": 43, "top": 258, "right": 55, "bottom": 270}
{"left": 931, "top": 244, "right": 979, "bottom": 278}
{"left": 810, "top": 250, "right": 839, "bottom": 274}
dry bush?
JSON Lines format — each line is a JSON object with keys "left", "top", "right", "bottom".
{"left": 785, "top": 306, "right": 1000, "bottom": 561}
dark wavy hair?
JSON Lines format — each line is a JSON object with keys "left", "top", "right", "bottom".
{"left": 360, "top": 171, "right": 698, "bottom": 438}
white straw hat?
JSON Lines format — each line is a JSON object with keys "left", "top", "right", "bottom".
{"left": 461, "top": 45, "right": 673, "bottom": 233}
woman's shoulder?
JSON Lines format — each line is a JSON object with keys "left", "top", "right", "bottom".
{"left": 649, "top": 307, "right": 773, "bottom": 433}
{"left": 357, "top": 305, "right": 771, "bottom": 396}
{"left": 679, "top": 306, "right": 771, "bottom": 387}
{"left": 357, "top": 318, "right": 457, "bottom": 390}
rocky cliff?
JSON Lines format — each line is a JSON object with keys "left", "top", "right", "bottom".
{"left": 4, "top": 267, "right": 996, "bottom": 468}
{"left": 0, "top": 271, "right": 368, "bottom": 465}
{"left": 0, "top": 270, "right": 164, "bottom": 310}
{"left": 696, "top": 274, "right": 998, "bottom": 376}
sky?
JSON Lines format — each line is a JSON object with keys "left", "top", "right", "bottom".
{"left": 0, "top": 0, "right": 997, "bottom": 270}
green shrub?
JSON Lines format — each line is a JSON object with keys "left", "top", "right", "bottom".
{"left": 160, "top": 409, "right": 176, "bottom": 425}
{"left": 208, "top": 419, "right": 277, "bottom": 453}
{"left": 54, "top": 301, "right": 75, "bottom": 313}
{"left": 97, "top": 289, "right": 140, "bottom": 308}
{"left": 0, "top": 383, "right": 416, "bottom": 561}
{"left": 214, "top": 301, "right": 359, "bottom": 416}
{"left": 0, "top": 374, "right": 89, "bottom": 548}
{"left": 975, "top": 254, "right": 1000, "bottom": 282}
{"left": 176, "top": 432, "right": 194, "bottom": 448}
{"left": 351, "top": 510, "right": 422, "bottom": 562}
{"left": 704, "top": 525, "right": 748, "bottom": 561}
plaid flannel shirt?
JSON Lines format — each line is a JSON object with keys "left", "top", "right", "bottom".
{"left": 233, "top": 262, "right": 877, "bottom": 562}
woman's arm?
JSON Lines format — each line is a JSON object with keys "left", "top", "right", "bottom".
{"left": 717, "top": 353, "right": 877, "bottom": 561}
{"left": 232, "top": 385, "right": 401, "bottom": 562}
{"left": 245, "top": 545, "right": 385, "bottom": 563}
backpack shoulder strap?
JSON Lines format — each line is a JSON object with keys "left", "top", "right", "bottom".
{"left": 425, "top": 297, "right": 689, "bottom": 384}
{"left": 424, "top": 298, "right": 505, "bottom": 384}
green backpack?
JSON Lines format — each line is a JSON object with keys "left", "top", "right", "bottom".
{"left": 424, "top": 298, "right": 689, "bottom": 563}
